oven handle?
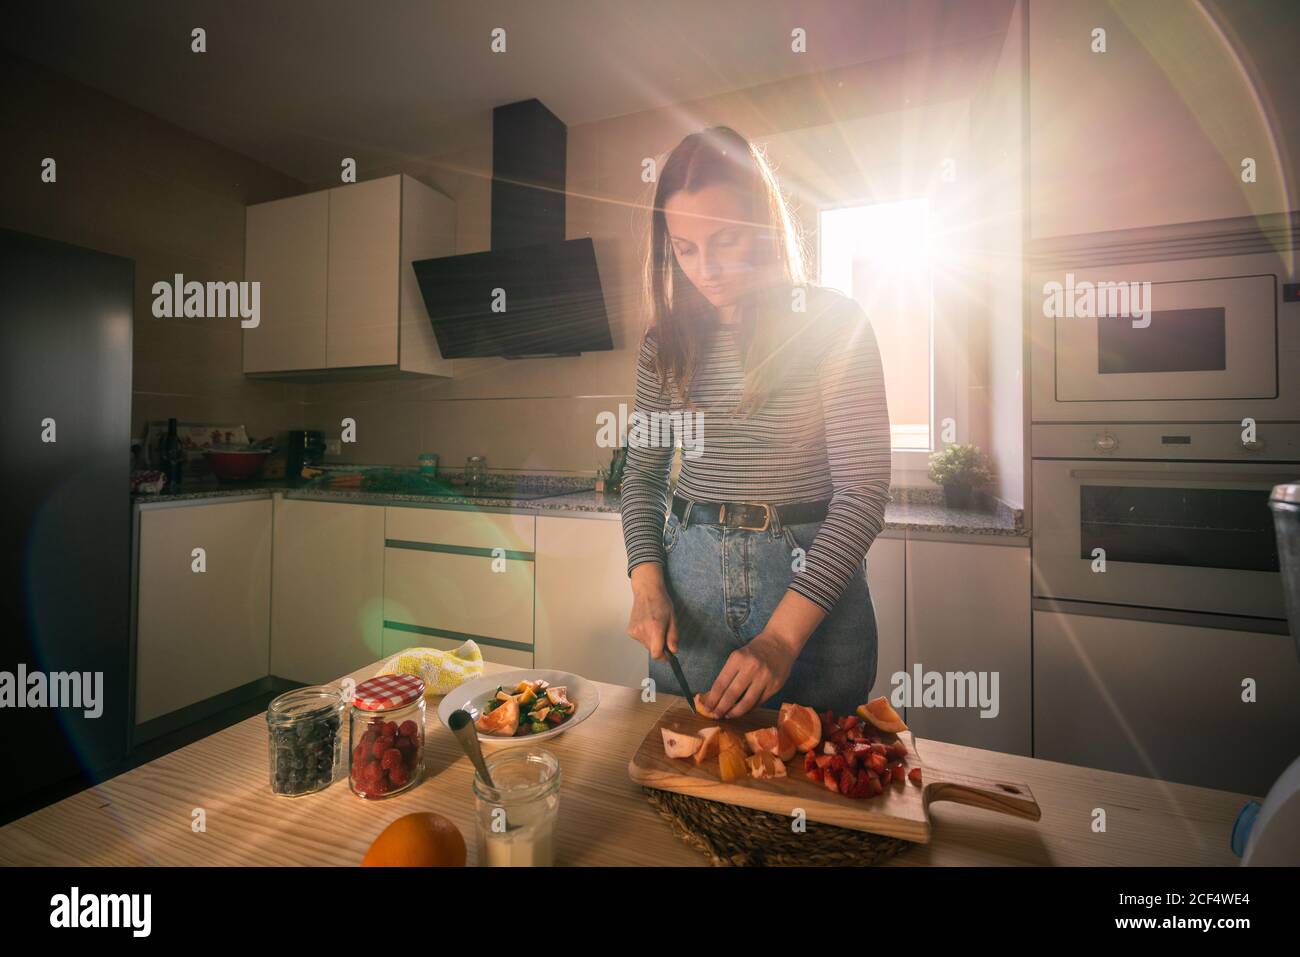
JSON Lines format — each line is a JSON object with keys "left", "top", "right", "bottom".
{"left": 1067, "top": 468, "right": 1296, "bottom": 487}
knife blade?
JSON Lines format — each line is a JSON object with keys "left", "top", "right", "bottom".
{"left": 664, "top": 649, "right": 697, "bottom": 712}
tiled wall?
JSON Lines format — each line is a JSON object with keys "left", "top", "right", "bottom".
{"left": 0, "top": 52, "right": 308, "bottom": 456}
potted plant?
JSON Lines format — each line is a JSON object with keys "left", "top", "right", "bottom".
{"left": 927, "top": 443, "right": 993, "bottom": 509}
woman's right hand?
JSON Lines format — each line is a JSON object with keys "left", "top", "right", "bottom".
{"left": 627, "top": 563, "right": 679, "bottom": 661}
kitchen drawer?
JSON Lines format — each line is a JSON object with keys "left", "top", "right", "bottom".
{"left": 384, "top": 546, "right": 534, "bottom": 647}
{"left": 1034, "top": 609, "right": 1300, "bottom": 796}
{"left": 381, "top": 628, "right": 533, "bottom": 670}
{"left": 385, "top": 506, "right": 535, "bottom": 552}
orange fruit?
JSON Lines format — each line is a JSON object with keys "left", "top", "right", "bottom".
{"left": 778, "top": 702, "right": 822, "bottom": 752}
{"left": 857, "top": 697, "right": 908, "bottom": 733}
{"left": 362, "top": 812, "right": 467, "bottom": 867}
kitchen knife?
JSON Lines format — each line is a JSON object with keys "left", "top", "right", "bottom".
{"left": 664, "top": 649, "right": 697, "bottom": 712}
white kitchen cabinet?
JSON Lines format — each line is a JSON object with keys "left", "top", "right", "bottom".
{"left": 270, "top": 497, "right": 385, "bottom": 684}
{"left": 135, "top": 499, "right": 272, "bottom": 725}
{"left": 1028, "top": 0, "right": 1300, "bottom": 237}
{"left": 903, "top": 540, "right": 1032, "bottom": 755}
{"left": 242, "top": 173, "right": 455, "bottom": 375}
{"left": 384, "top": 547, "right": 535, "bottom": 646}
{"left": 865, "top": 535, "right": 905, "bottom": 704}
{"left": 381, "top": 628, "right": 533, "bottom": 670}
{"left": 382, "top": 506, "right": 536, "bottom": 664}
{"left": 243, "top": 191, "right": 329, "bottom": 373}
{"left": 534, "top": 515, "right": 647, "bottom": 688}
{"left": 1034, "top": 610, "right": 1300, "bottom": 796}
{"left": 326, "top": 176, "right": 401, "bottom": 368}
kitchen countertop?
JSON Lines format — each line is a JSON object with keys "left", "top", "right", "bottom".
{"left": 0, "top": 660, "right": 1245, "bottom": 866}
{"left": 134, "top": 480, "right": 1027, "bottom": 539}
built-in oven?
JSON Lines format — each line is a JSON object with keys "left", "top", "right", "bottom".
{"left": 1031, "top": 248, "right": 1299, "bottom": 423}
{"left": 1032, "top": 423, "right": 1300, "bottom": 620}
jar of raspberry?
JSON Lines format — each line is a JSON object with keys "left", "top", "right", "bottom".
{"left": 349, "top": 673, "right": 426, "bottom": 799}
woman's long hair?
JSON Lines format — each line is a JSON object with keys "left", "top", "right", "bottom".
{"left": 640, "top": 126, "right": 810, "bottom": 416}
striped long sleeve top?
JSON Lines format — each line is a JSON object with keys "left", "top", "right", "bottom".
{"left": 619, "top": 285, "right": 892, "bottom": 615}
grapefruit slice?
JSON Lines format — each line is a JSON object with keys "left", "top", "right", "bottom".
{"left": 661, "top": 727, "right": 703, "bottom": 759}
{"left": 778, "top": 703, "right": 822, "bottom": 753}
{"left": 743, "top": 727, "right": 780, "bottom": 756}
{"left": 856, "top": 697, "right": 908, "bottom": 733}
{"left": 693, "top": 694, "right": 719, "bottom": 719}
{"left": 693, "top": 726, "right": 722, "bottom": 765}
{"left": 776, "top": 725, "right": 798, "bottom": 762}
{"left": 475, "top": 698, "right": 520, "bottom": 736}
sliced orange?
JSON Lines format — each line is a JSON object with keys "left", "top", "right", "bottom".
{"left": 856, "top": 697, "right": 908, "bottom": 733}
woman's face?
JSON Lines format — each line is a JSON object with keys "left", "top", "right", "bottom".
{"left": 663, "top": 183, "right": 766, "bottom": 309}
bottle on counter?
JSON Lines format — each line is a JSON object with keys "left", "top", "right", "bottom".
{"left": 161, "top": 418, "right": 184, "bottom": 489}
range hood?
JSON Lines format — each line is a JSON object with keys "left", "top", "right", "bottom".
{"left": 412, "top": 99, "right": 613, "bottom": 359}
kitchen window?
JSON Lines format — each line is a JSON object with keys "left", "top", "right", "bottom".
{"left": 818, "top": 198, "right": 940, "bottom": 452}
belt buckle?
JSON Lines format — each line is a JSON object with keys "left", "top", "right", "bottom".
{"left": 719, "top": 502, "right": 771, "bottom": 532}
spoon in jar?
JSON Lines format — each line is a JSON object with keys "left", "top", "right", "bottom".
{"left": 448, "top": 709, "right": 494, "bottom": 788}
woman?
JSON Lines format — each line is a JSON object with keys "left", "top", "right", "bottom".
{"left": 620, "top": 126, "right": 892, "bottom": 719}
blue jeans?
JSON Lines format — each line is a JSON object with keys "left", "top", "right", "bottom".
{"left": 648, "top": 506, "right": 879, "bottom": 717}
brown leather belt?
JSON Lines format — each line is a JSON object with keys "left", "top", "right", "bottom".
{"left": 670, "top": 493, "right": 830, "bottom": 532}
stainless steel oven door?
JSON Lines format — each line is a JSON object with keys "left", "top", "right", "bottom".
{"left": 1032, "top": 458, "right": 1292, "bottom": 619}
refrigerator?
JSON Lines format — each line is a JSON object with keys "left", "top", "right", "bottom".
{"left": 0, "top": 227, "right": 133, "bottom": 809}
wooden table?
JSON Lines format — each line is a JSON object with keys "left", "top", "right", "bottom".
{"left": 0, "top": 661, "right": 1251, "bottom": 866}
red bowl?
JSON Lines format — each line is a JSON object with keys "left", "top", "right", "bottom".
{"left": 204, "top": 449, "right": 270, "bottom": 482}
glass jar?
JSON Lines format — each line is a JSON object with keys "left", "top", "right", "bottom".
{"left": 471, "top": 747, "right": 561, "bottom": 866}
{"left": 266, "top": 686, "right": 345, "bottom": 797}
{"left": 348, "top": 673, "right": 426, "bottom": 799}
{"left": 464, "top": 455, "right": 486, "bottom": 486}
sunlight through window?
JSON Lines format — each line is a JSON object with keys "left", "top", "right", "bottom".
{"left": 819, "top": 199, "right": 934, "bottom": 451}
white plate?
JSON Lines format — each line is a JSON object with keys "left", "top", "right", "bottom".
{"left": 437, "top": 670, "right": 598, "bottom": 746}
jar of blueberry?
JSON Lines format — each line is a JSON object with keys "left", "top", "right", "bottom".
{"left": 266, "top": 686, "right": 345, "bottom": 797}
{"left": 349, "top": 673, "right": 426, "bottom": 799}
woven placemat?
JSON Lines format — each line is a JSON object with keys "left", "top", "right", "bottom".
{"left": 643, "top": 787, "right": 916, "bottom": 866}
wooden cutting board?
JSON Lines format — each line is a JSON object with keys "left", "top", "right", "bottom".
{"left": 628, "top": 700, "right": 1041, "bottom": 843}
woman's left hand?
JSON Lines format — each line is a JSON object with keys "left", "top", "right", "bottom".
{"left": 700, "top": 629, "right": 798, "bottom": 719}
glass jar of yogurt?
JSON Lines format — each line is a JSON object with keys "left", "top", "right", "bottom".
{"left": 471, "top": 747, "right": 561, "bottom": 866}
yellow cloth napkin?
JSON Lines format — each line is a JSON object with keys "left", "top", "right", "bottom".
{"left": 377, "top": 642, "right": 484, "bottom": 696}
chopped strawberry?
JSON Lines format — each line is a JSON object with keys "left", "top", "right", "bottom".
{"left": 814, "top": 753, "right": 835, "bottom": 769}
{"left": 844, "top": 749, "right": 860, "bottom": 770}
{"left": 870, "top": 742, "right": 888, "bottom": 756}
{"left": 820, "top": 710, "right": 836, "bottom": 733}
{"left": 842, "top": 715, "right": 860, "bottom": 730}
{"left": 908, "top": 767, "right": 922, "bottom": 785}
{"left": 890, "top": 762, "right": 907, "bottom": 784}
{"left": 822, "top": 740, "right": 838, "bottom": 755}
{"left": 838, "top": 768, "right": 857, "bottom": 796}
{"left": 829, "top": 754, "right": 847, "bottom": 774}
{"left": 807, "top": 766, "right": 824, "bottom": 785}
{"left": 868, "top": 752, "right": 888, "bottom": 774}
{"left": 845, "top": 726, "right": 866, "bottom": 742}
{"left": 823, "top": 766, "right": 842, "bottom": 792}
{"left": 868, "top": 773, "right": 884, "bottom": 796}
{"left": 887, "top": 740, "right": 909, "bottom": 760}
{"left": 848, "top": 772, "right": 873, "bottom": 799}
{"left": 804, "top": 750, "right": 818, "bottom": 773}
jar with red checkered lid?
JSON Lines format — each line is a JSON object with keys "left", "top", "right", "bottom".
{"left": 348, "top": 672, "right": 426, "bottom": 799}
